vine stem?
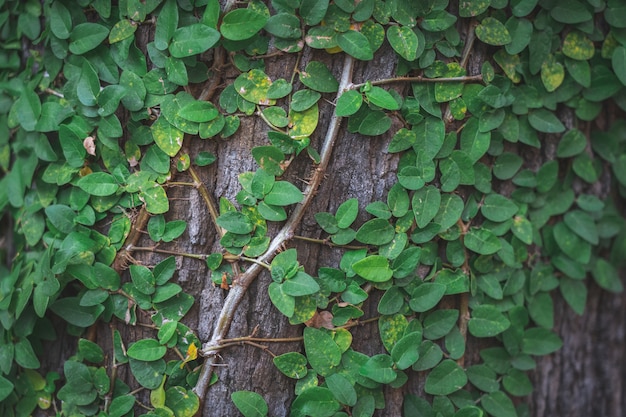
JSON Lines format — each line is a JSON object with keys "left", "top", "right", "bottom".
{"left": 192, "top": 54, "right": 355, "bottom": 402}
{"left": 349, "top": 74, "right": 483, "bottom": 90}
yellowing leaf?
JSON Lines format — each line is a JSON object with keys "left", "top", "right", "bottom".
{"left": 289, "top": 102, "right": 319, "bottom": 139}
{"left": 541, "top": 56, "right": 565, "bottom": 92}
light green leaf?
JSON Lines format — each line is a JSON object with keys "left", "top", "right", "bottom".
{"left": 127, "top": 339, "right": 166, "bottom": 361}
{"left": 231, "top": 391, "right": 268, "bottom": 417}
{"left": 352, "top": 255, "right": 394, "bottom": 282}
{"left": 264, "top": 181, "right": 303, "bottom": 206}
{"left": 77, "top": 172, "right": 119, "bottom": 196}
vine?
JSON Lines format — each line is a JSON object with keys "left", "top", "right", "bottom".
{"left": 0, "top": 0, "right": 625, "bottom": 417}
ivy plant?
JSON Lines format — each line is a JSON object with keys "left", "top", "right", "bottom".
{"left": 0, "top": 0, "right": 625, "bottom": 416}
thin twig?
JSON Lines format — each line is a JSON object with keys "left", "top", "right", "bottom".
{"left": 188, "top": 165, "right": 224, "bottom": 237}
{"left": 192, "top": 54, "right": 355, "bottom": 401}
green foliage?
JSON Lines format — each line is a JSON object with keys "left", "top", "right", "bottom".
{"left": 0, "top": 0, "right": 625, "bottom": 416}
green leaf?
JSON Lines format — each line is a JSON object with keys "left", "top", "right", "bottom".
{"left": 326, "top": 373, "right": 357, "bottom": 406}
{"left": 77, "top": 172, "right": 119, "bottom": 196}
{"left": 475, "top": 17, "right": 511, "bottom": 46}
{"left": 464, "top": 227, "right": 502, "bottom": 255}
{"left": 127, "top": 339, "right": 167, "bottom": 361}
{"left": 273, "top": 352, "right": 308, "bottom": 379}
{"left": 231, "top": 391, "right": 268, "bottom": 417}
{"left": 424, "top": 359, "right": 467, "bottom": 396}
{"left": 409, "top": 283, "right": 446, "bottom": 312}
{"left": 252, "top": 146, "right": 285, "bottom": 176}
{"left": 69, "top": 23, "right": 109, "bottom": 54}
{"left": 522, "top": 328, "right": 563, "bottom": 355}
{"left": 352, "top": 255, "right": 393, "bottom": 282}
{"left": 129, "top": 358, "right": 166, "bottom": 389}
{"left": 557, "top": 128, "right": 587, "bottom": 158}
{"left": 560, "top": 277, "right": 587, "bottom": 315}
{"left": 357, "top": 110, "right": 392, "bottom": 136}
{"left": 481, "top": 194, "right": 518, "bottom": 222}
{"left": 0, "top": 376, "right": 14, "bottom": 402}
{"left": 220, "top": 9, "right": 268, "bottom": 41}
{"left": 178, "top": 101, "right": 219, "bottom": 123}
{"left": 303, "top": 327, "right": 341, "bottom": 376}
{"left": 300, "top": 61, "right": 339, "bottom": 93}
{"left": 460, "top": 118, "right": 490, "bottom": 163}
{"left": 528, "top": 109, "right": 566, "bottom": 133}
{"left": 337, "top": 30, "right": 373, "bottom": 60}
{"left": 216, "top": 211, "right": 254, "bottom": 234}
{"left": 336, "top": 198, "right": 359, "bottom": 228}
{"left": 290, "top": 89, "right": 321, "bottom": 112}
{"left": 50, "top": 297, "right": 102, "bottom": 327}
{"left": 503, "top": 369, "right": 533, "bottom": 397}
{"left": 512, "top": 216, "right": 533, "bottom": 245}
{"left": 268, "top": 282, "right": 295, "bottom": 317}
{"left": 388, "top": 128, "right": 417, "bottom": 153}
{"left": 45, "top": 204, "right": 76, "bottom": 233}
{"left": 466, "top": 364, "right": 499, "bottom": 393}
{"left": 291, "top": 386, "right": 341, "bottom": 417}
{"left": 109, "top": 19, "right": 137, "bottom": 44}
{"left": 460, "top": 0, "right": 491, "bottom": 17}
{"left": 391, "top": 332, "right": 421, "bottom": 370}
{"left": 359, "top": 354, "right": 397, "bottom": 383}
{"left": 592, "top": 258, "right": 624, "bottom": 293}
{"left": 264, "top": 181, "right": 303, "bottom": 206}
{"left": 109, "top": 394, "right": 135, "bottom": 417}
{"left": 335, "top": 90, "right": 363, "bottom": 116}
{"left": 282, "top": 272, "right": 320, "bottom": 296}
{"left": 412, "top": 186, "right": 441, "bottom": 228}
{"left": 564, "top": 210, "right": 598, "bottom": 245}
{"left": 553, "top": 222, "right": 591, "bottom": 264}
{"left": 355, "top": 218, "right": 395, "bottom": 245}
{"left": 300, "top": 0, "right": 329, "bottom": 25}
{"left": 365, "top": 86, "right": 400, "bottom": 110}
{"left": 151, "top": 117, "right": 184, "bottom": 157}
{"left": 264, "top": 12, "right": 301, "bottom": 39}
{"left": 165, "top": 386, "right": 199, "bottom": 417}
{"left": 387, "top": 25, "right": 418, "bottom": 61}
{"left": 481, "top": 391, "right": 517, "bottom": 417}
{"left": 14, "top": 88, "right": 41, "bottom": 132}
{"left": 423, "top": 309, "right": 459, "bottom": 340}
{"left": 49, "top": 1, "right": 72, "bottom": 39}
{"left": 139, "top": 182, "right": 170, "bottom": 215}
{"left": 613, "top": 46, "right": 626, "bottom": 86}
{"left": 551, "top": 0, "right": 592, "bottom": 24}
{"left": 14, "top": 339, "right": 40, "bottom": 369}
{"left": 235, "top": 69, "right": 276, "bottom": 106}
{"left": 468, "top": 305, "right": 510, "bottom": 337}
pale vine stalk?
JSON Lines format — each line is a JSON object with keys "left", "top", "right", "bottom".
{"left": 192, "top": 54, "right": 355, "bottom": 401}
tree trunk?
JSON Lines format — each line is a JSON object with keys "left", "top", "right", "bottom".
{"left": 122, "top": 46, "right": 626, "bottom": 417}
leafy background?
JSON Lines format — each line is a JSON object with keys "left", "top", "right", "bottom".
{"left": 0, "top": 0, "right": 626, "bottom": 416}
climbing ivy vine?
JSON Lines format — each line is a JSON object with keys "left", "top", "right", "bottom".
{"left": 0, "top": 0, "right": 625, "bottom": 416}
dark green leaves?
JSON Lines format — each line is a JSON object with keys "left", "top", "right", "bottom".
{"left": 221, "top": 9, "right": 268, "bottom": 41}
{"left": 468, "top": 305, "right": 511, "bottom": 337}
{"left": 424, "top": 359, "right": 467, "bottom": 396}
{"left": 69, "top": 23, "right": 109, "bottom": 54}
